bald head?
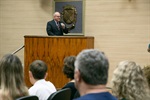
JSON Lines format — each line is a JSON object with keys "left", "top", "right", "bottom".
{"left": 53, "top": 12, "right": 60, "bottom": 17}
{"left": 53, "top": 12, "right": 61, "bottom": 22}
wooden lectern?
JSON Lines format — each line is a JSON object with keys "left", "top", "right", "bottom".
{"left": 24, "top": 35, "right": 94, "bottom": 88}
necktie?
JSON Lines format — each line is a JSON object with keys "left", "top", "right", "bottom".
{"left": 57, "top": 22, "right": 60, "bottom": 30}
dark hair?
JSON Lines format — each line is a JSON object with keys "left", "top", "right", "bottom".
{"left": 75, "top": 49, "right": 109, "bottom": 85}
{"left": 29, "top": 60, "right": 47, "bottom": 79}
{"left": 63, "top": 56, "right": 76, "bottom": 80}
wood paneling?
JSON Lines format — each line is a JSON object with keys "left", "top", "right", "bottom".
{"left": 24, "top": 36, "right": 94, "bottom": 88}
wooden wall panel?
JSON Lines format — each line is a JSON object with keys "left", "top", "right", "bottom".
{"left": 24, "top": 36, "right": 94, "bottom": 88}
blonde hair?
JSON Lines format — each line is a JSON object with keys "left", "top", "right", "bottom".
{"left": 0, "top": 54, "right": 29, "bottom": 100}
{"left": 111, "top": 60, "right": 150, "bottom": 100}
{"left": 143, "top": 65, "right": 150, "bottom": 88}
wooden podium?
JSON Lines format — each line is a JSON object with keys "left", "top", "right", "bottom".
{"left": 24, "top": 35, "right": 94, "bottom": 88}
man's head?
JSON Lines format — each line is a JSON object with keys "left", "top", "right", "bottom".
{"left": 53, "top": 12, "right": 61, "bottom": 22}
{"left": 29, "top": 60, "right": 48, "bottom": 84}
{"left": 74, "top": 49, "right": 109, "bottom": 89}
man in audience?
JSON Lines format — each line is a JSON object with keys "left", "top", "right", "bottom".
{"left": 73, "top": 49, "right": 117, "bottom": 100}
{"left": 28, "top": 60, "right": 56, "bottom": 100}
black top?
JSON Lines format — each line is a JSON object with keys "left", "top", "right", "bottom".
{"left": 62, "top": 82, "right": 79, "bottom": 100}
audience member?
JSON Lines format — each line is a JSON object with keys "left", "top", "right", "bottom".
{"left": 0, "top": 54, "right": 29, "bottom": 100}
{"left": 143, "top": 65, "right": 150, "bottom": 88}
{"left": 147, "top": 44, "right": 150, "bottom": 53}
{"left": 46, "top": 12, "right": 68, "bottom": 36}
{"left": 28, "top": 60, "right": 56, "bottom": 100}
{"left": 73, "top": 49, "right": 117, "bottom": 100}
{"left": 62, "top": 56, "right": 79, "bottom": 100}
{"left": 111, "top": 60, "right": 150, "bottom": 100}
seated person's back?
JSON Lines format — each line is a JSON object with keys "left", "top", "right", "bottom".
{"left": 28, "top": 60, "right": 56, "bottom": 100}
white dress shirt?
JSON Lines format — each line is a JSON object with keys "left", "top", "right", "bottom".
{"left": 29, "top": 79, "right": 56, "bottom": 100}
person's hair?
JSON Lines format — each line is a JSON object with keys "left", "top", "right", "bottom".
{"left": 143, "top": 65, "right": 150, "bottom": 88}
{"left": 111, "top": 60, "right": 150, "bottom": 100}
{"left": 0, "top": 54, "right": 28, "bottom": 100}
{"left": 53, "top": 12, "right": 60, "bottom": 17}
{"left": 75, "top": 49, "right": 109, "bottom": 85}
{"left": 63, "top": 56, "right": 76, "bottom": 80}
{"left": 29, "top": 60, "right": 48, "bottom": 80}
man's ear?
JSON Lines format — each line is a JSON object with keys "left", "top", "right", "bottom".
{"left": 74, "top": 69, "right": 81, "bottom": 82}
{"left": 29, "top": 71, "right": 35, "bottom": 85}
{"left": 29, "top": 71, "right": 33, "bottom": 78}
{"left": 44, "top": 72, "right": 48, "bottom": 79}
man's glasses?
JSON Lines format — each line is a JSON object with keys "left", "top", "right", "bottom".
{"left": 56, "top": 16, "right": 60, "bottom": 17}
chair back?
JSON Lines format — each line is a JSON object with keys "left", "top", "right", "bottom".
{"left": 16, "top": 95, "right": 39, "bottom": 100}
{"left": 47, "top": 88, "right": 71, "bottom": 100}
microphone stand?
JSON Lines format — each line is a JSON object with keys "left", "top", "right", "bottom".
{"left": 12, "top": 45, "right": 25, "bottom": 54}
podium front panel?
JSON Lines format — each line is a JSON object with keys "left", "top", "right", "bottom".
{"left": 24, "top": 36, "right": 94, "bottom": 88}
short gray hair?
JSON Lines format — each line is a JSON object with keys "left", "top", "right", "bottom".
{"left": 53, "top": 12, "right": 60, "bottom": 17}
{"left": 75, "top": 49, "right": 109, "bottom": 85}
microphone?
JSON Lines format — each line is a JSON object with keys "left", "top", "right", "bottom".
{"left": 60, "top": 23, "right": 65, "bottom": 29}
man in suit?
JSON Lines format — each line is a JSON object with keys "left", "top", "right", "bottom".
{"left": 46, "top": 12, "right": 68, "bottom": 36}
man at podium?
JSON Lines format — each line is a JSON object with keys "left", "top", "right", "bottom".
{"left": 46, "top": 12, "right": 68, "bottom": 36}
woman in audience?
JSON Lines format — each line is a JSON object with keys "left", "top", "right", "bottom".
{"left": 62, "top": 56, "right": 79, "bottom": 100}
{"left": 0, "top": 54, "right": 29, "bottom": 100}
{"left": 111, "top": 60, "right": 150, "bottom": 100}
{"left": 143, "top": 65, "right": 150, "bottom": 88}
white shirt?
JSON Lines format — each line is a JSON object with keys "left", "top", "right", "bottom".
{"left": 29, "top": 79, "right": 56, "bottom": 100}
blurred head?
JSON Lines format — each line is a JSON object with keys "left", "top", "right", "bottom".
{"left": 29, "top": 60, "right": 48, "bottom": 84}
{"left": 143, "top": 65, "right": 150, "bottom": 88}
{"left": 53, "top": 12, "right": 61, "bottom": 22}
{"left": 0, "top": 54, "right": 28, "bottom": 99}
{"left": 63, "top": 56, "right": 76, "bottom": 80}
{"left": 111, "top": 60, "right": 149, "bottom": 100}
{"left": 74, "top": 49, "right": 109, "bottom": 89}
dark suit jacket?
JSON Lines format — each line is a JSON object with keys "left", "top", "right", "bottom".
{"left": 46, "top": 20, "right": 68, "bottom": 36}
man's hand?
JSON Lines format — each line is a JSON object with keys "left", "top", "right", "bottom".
{"left": 61, "top": 23, "right": 65, "bottom": 29}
